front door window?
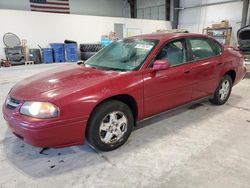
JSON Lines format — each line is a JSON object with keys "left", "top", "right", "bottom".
{"left": 156, "top": 40, "right": 187, "bottom": 66}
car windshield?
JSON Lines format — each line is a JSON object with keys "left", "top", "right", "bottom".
{"left": 84, "top": 39, "right": 158, "bottom": 71}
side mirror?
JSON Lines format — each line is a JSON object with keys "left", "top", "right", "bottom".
{"left": 153, "top": 60, "right": 170, "bottom": 71}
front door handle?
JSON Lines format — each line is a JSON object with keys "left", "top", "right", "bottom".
{"left": 184, "top": 69, "right": 191, "bottom": 74}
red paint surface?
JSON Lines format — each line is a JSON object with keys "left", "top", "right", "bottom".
{"left": 2, "top": 33, "right": 246, "bottom": 148}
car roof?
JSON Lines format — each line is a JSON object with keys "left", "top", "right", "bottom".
{"left": 132, "top": 33, "right": 208, "bottom": 41}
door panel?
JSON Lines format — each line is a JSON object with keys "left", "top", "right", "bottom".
{"left": 188, "top": 37, "right": 223, "bottom": 100}
{"left": 190, "top": 58, "right": 220, "bottom": 100}
{"left": 143, "top": 63, "right": 192, "bottom": 118}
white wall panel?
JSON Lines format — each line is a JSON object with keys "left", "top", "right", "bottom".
{"left": 0, "top": 9, "right": 171, "bottom": 59}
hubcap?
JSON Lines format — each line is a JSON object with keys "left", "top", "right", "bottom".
{"left": 219, "top": 80, "right": 230, "bottom": 101}
{"left": 99, "top": 111, "right": 128, "bottom": 144}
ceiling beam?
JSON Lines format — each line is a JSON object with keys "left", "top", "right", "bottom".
{"left": 128, "top": 0, "right": 137, "bottom": 18}
{"left": 241, "top": 0, "right": 249, "bottom": 27}
{"left": 166, "top": 0, "right": 171, "bottom": 21}
{"left": 172, "top": 0, "right": 180, "bottom": 29}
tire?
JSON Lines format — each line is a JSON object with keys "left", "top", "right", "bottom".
{"left": 80, "top": 52, "right": 96, "bottom": 60}
{"left": 86, "top": 100, "right": 134, "bottom": 151}
{"left": 209, "top": 75, "right": 233, "bottom": 105}
{"left": 80, "top": 44, "right": 102, "bottom": 52}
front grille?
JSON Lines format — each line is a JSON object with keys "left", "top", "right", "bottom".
{"left": 6, "top": 97, "right": 21, "bottom": 110}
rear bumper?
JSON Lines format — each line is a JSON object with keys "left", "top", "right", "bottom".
{"left": 3, "top": 106, "right": 87, "bottom": 148}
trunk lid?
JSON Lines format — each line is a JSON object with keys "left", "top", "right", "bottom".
{"left": 237, "top": 25, "right": 250, "bottom": 52}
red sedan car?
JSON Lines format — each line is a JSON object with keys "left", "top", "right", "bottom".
{"left": 3, "top": 33, "right": 246, "bottom": 151}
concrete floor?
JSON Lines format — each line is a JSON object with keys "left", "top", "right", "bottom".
{"left": 0, "top": 63, "right": 250, "bottom": 188}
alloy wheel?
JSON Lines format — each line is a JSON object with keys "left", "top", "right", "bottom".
{"left": 219, "top": 80, "right": 230, "bottom": 101}
{"left": 99, "top": 111, "right": 128, "bottom": 144}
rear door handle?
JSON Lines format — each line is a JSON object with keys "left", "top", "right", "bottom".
{"left": 184, "top": 69, "right": 191, "bottom": 74}
{"left": 216, "top": 62, "right": 223, "bottom": 67}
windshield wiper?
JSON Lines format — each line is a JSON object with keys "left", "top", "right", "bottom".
{"left": 78, "top": 61, "right": 85, "bottom": 65}
{"left": 84, "top": 64, "right": 127, "bottom": 72}
{"left": 101, "top": 67, "right": 126, "bottom": 71}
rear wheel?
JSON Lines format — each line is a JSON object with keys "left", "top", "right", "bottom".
{"left": 209, "top": 75, "right": 232, "bottom": 105}
{"left": 86, "top": 100, "right": 134, "bottom": 151}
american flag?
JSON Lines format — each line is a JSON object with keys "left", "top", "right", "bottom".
{"left": 30, "top": 0, "right": 70, "bottom": 14}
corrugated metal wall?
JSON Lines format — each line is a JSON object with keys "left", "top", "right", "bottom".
{"left": 178, "top": 0, "right": 247, "bottom": 45}
{"left": 0, "top": 0, "right": 130, "bottom": 18}
{"left": 137, "top": 0, "right": 166, "bottom": 20}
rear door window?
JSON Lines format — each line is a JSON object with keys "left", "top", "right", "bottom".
{"left": 189, "top": 38, "right": 217, "bottom": 61}
{"left": 210, "top": 39, "right": 222, "bottom": 55}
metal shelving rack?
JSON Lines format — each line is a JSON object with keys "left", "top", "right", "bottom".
{"left": 203, "top": 27, "right": 232, "bottom": 46}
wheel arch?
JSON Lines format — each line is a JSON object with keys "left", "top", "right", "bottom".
{"left": 224, "top": 69, "right": 236, "bottom": 84}
{"left": 87, "top": 94, "right": 138, "bottom": 128}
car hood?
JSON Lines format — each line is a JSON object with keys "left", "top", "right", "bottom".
{"left": 10, "top": 64, "right": 120, "bottom": 101}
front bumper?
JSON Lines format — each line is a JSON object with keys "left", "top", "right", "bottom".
{"left": 3, "top": 105, "right": 87, "bottom": 148}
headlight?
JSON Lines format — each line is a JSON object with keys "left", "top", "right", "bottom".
{"left": 20, "top": 102, "right": 59, "bottom": 119}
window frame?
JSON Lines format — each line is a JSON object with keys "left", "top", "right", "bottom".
{"left": 208, "top": 37, "right": 224, "bottom": 55}
{"left": 148, "top": 37, "right": 191, "bottom": 68}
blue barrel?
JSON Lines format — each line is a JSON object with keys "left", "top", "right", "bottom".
{"left": 65, "top": 43, "right": 78, "bottom": 62}
{"left": 41, "top": 48, "right": 53, "bottom": 63}
{"left": 100, "top": 38, "right": 112, "bottom": 47}
{"left": 50, "top": 43, "right": 65, "bottom": 62}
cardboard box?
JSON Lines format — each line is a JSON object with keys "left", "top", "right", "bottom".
{"left": 212, "top": 20, "right": 229, "bottom": 29}
{"left": 220, "top": 20, "right": 229, "bottom": 28}
{"left": 212, "top": 23, "right": 221, "bottom": 29}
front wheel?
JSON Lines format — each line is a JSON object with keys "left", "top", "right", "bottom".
{"left": 209, "top": 75, "right": 232, "bottom": 105}
{"left": 86, "top": 100, "right": 134, "bottom": 151}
